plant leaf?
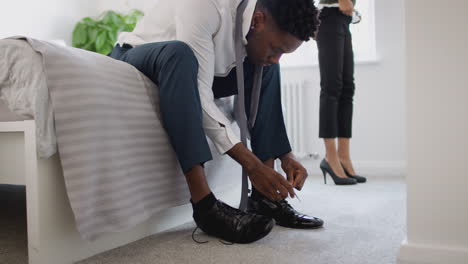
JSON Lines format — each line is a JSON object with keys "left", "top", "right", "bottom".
{"left": 95, "top": 31, "right": 107, "bottom": 51}
{"left": 88, "top": 28, "right": 99, "bottom": 43}
{"left": 82, "top": 17, "right": 97, "bottom": 26}
{"left": 111, "top": 13, "right": 124, "bottom": 27}
{"left": 102, "top": 11, "right": 113, "bottom": 25}
{"left": 72, "top": 23, "right": 87, "bottom": 47}
{"left": 82, "top": 42, "right": 95, "bottom": 52}
{"left": 107, "top": 31, "right": 117, "bottom": 44}
{"left": 98, "top": 24, "right": 113, "bottom": 31}
{"left": 73, "top": 9, "right": 144, "bottom": 53}
{"left": 100, "top": 45, "right": 114, "bottom": 56}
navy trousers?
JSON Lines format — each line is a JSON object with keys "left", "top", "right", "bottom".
{"left": 109, "top": 41, "right": 291, "bottom": 173}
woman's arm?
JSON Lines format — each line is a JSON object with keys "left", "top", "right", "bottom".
{"left": 338, "top": 0, "right": 354, "bottom": 16}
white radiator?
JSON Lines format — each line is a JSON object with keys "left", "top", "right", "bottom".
{"left": 281, "top": 79, "right": 321, "bottom": 159}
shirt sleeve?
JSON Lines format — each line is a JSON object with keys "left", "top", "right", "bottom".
{"left": 174, "top": 0, "right": 241, "bottom": 154}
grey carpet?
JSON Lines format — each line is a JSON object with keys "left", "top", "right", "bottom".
{"left": 1, "top": 176, "right": 406, "bottom": 264}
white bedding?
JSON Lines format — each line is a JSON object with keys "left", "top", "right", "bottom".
{"left": 0, "top": 38, "right": 56, "bottom": 157}
{"left": 0, "top": 100, "right": 28, "bottom": 121}
{"left": 0, "top": 37, "right": 240, "bottom": 240}
{"left": 0, "top": 38, "right": 236, "bottom": 159}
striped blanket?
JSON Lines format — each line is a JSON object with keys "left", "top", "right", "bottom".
{"left": 2, "top": 37, "right": 239, "bottom": 240}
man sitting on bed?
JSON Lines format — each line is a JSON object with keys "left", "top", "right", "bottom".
{"left": 109, "top": 0, "right": 322, "bottom": 243}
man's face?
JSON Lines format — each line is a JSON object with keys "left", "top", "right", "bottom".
{"left": 246, "top": 10, "right": 303, "bottom": 66}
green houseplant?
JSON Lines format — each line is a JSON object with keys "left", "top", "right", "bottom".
{"left": 72, "top": 10, "right": 144, "bottom": 55}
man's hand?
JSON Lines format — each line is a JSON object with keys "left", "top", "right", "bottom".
{"left": 338, "top": 0, "right": 354, "bottom": 16}
{"left": 248, "top": 163, "right": 295, "bottom": 201}
{"left": 280, "top": 153, "right": 308, "bottom": 191}
{"left": 227, "top": 143, "right": 295, "bottom": 201}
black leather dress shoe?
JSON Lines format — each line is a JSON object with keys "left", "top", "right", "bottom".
{"left": 193, "top": 200, "right": 275, "bottom": 243}
{"left": 247, "top": 194, "right": 324, "bottom": 229}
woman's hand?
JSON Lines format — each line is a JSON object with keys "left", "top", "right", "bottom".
{"left": 339, "top": 0, "right": 354, "bottom": 16}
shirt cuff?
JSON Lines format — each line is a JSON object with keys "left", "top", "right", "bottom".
{"left": 207, "top": 124, "right": 241, "bottom": 154}
{"left": 202, "top": 113, "right": 241, "bottom": 154}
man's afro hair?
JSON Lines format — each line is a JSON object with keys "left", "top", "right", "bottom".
{"left": 257, "top": 0, "right": 319, "bottom": 41}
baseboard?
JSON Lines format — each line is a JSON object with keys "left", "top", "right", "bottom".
{"left": 299, "top": 158, "right": 407, "bottom": 177}
{"left": 351, "top": 161, "right": 407, "bottom": 176}
{"left": 398, "top": 239, "right": 468, "bottom": 264}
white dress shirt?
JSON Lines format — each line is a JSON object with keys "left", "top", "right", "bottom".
{"left": 117, "top": 0, "right": 258, "bottom": 154}
{"left": 318, "top": 3, "right": 340, "bottom": 8}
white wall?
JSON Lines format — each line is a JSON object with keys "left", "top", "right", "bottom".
{"left": 0, "top": 0, "right": 100, "bottom": 45}
{"left": 95, "top": 0, "right": 150, "bottom": 14}
{"left": 282, "top": 0, "right": 406, "bottom": 175}
{"left": 2, "top": 0, "right": 406, "bottom": 175}
{"left": 398, "top": 1, "right": 468, "bottom": 263}
{"left": 0, "top": 0, "right": 151, "bottom": 45}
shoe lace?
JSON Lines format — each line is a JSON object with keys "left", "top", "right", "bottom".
{"left": 218, "top": 200, "right": 248, "bottom": 222}
{"left": 191, "top": 226, "right": 235, "bottom": 245}
{"left": 276, "top": 199, "right": 297, "bottom": 217}
{"left": 191, "top": 226, "right": 209, "bottom": 244}
{"left": 191, "top": 201, "right": 247, "bottom": 245}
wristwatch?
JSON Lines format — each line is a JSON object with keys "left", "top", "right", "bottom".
{"left": 352, "top": 10, "right": 362, "bottom": 24}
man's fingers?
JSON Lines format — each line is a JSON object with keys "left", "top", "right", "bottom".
{"left": 297, "top": 176, "right": 306, "bottom": 191}
{"left": 262, "top": 184, "right": 279, "bottom": 201}
{"left": 274, "top": 182, "right": 289, "bottom": 200}
{"left": 269, "top": 187, "right": 282, "bottom": 201}
{"left": 294, "top": 171, "right": 305, "bottom": 189}
{"left": 300, "top": 171, "right": 309, "bottom": 189}
{"left": 286, "top": 168, "right": 295, "bottom": 184}
{"left": 279, "top": 176, "right": 295, "bottom": 198}
{"left": 293, "top": 170, "right": 301, "bottom": 187}
{"left": 261, "top": 185, "right": 277, "bottom": 201}
{"left": 294, "top": 175, "right": 303, "bottom": 190}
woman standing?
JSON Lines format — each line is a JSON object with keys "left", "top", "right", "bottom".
{"left": 316, "top": 0, "right": 366, "bottom": 185}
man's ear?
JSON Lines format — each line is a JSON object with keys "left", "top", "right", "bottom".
{"left": 250, "top": 10, "right": 267, "bottom": 32}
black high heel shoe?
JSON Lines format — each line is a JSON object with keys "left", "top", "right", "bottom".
{"left": 341, "top": 165, "right": 367, "bottom": 183}
{"left": 320, "top": 159, "right": 357, "bottom": 185}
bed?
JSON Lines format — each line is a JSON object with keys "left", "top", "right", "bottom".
{"left": 0, "top": 37, "right": 241, "bottom": 264}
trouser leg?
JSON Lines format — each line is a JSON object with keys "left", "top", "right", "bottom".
{"left": 338, "top": 23, "right": 355, "bottom": 138}
{"left": 244, "top": 62, "right": 292, "bottom": 161}
{"left": 109, "top": 41, "right": 212, "bottom": 173}
{"left": 212, "top": 60, "right": 292, "bottom": 162}
{"left": 317, "top": 11, "right": 346, "bottom": 138}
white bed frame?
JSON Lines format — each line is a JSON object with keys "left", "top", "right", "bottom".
{"left": 0, "top": 120, "right": 240, "bottom": 264}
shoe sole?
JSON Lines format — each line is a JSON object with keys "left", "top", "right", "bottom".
{"left": 247, "top": 207, "right": 324, "bottom": 230}
{"left": 277, "top": 222, "right": 324, "bottom": 229}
